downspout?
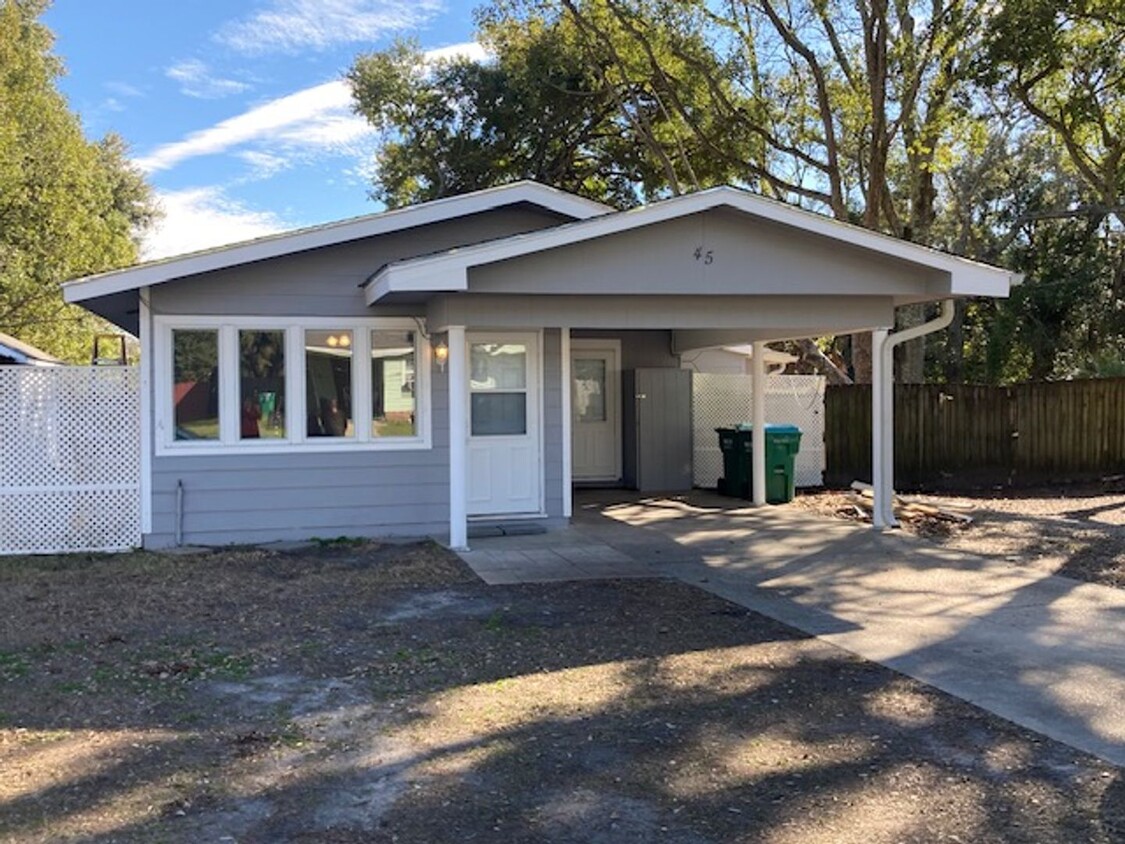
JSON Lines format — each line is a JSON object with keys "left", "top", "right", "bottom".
{"left": 874, "top": 299, "right": 955, "bottom": 528}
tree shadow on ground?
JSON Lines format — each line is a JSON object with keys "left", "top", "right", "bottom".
{"left": 1, "top": 527, "right": 1122, "bottom": 843}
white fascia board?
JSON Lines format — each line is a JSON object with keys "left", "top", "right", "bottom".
{"left": 949, "top": 267, "right": 1019, "bottom": 298}
{"left": 369, "top": 186, "right": 1015, "bottom": 302}
{"left": 365, "top": 261, "right": 469, "bottom": 305}
{"left": 63, "top": 181, "right": 612, "bottom": 304}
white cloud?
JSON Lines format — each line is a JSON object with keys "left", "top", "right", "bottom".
{"left": 236, "top": 150, "right": 292, "bottom": 180}
{"left": 424, "top": 41, "right": 489, "bottom": 64}
{"left": 216, "top": 0, "right": 445, "bottom": 55}
{"left": 105, "top": 81, "right": 144, "bottom": 99}
{"left": 167, "top": 59, "right": 251, "bottom": 99}
{"left": 134, "top": 41, "right": 485, "bottom": 178}
{"left": 143, "top": 187, "right": 289, "bottom": 260}
{"left": 134, "top": 80, "right": 373, "bottom": 174}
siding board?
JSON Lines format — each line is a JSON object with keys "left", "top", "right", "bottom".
{"left": 144, "top": 205, "right": 573, "bottom": 548}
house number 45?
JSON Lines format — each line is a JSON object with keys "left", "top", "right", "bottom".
{"left": 694, "top": 247, "right": 714, "bottom": 264}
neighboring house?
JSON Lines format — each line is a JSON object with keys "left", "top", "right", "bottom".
{"left": 680, "top": 344, "right": 797, "bottom": 375}
{"left": 63, "top": 181, "right": 1017, "bottom": 550}
{"left": 0, "top": 332, "right": 63, "bottom": 366}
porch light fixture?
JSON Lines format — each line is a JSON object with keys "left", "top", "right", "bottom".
{"left": 434, "top": 339, "right": 449, "bottom": 372}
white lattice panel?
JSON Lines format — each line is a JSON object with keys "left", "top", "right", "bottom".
{"left": 692, "top": 374, "right": 826, "bottom": 488}
{"left": 1, "top": 366, "right": 140, "bottom": 554}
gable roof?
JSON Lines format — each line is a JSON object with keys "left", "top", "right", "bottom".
{"left": 63, "top": 181, "right": 612, "bottom": 304}
{"left": 365, "top": 185, "right": 1019, "bottom": 304}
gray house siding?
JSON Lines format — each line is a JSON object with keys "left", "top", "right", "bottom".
{"left": 146, "top": 366, "right": 450, "bottom": 548}
{"left": 468, "top": 209, "right": 948, "bottom": 299}
{"left": 428, "top": 293, "right": 895, "bottom": 339}
{"left": 572, "top": 330, "right": 678, "bottom": 370}
{"left": 150, "top": 206, "right": 571, "bottom": 318}
{"left": 141, "top": 206, "right": 568, "bottom": 547}
{"left": 543, "top": 329, "right": 564, "bottom": 518}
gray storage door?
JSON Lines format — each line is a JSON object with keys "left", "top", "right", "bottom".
{"left": 631, "top": 368, "right": 693, "bottom": 492}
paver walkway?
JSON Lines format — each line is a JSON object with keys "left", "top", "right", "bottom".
{"left": 459, "top": 492, "right": 1125, "bottom": 767}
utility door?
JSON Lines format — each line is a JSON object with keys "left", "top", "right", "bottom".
{"left": 630, "top": 368, "right": 693, "bottom": 492}
{"left": 467, "top": 333, "right": 542, "bottom": 516}
{"left": 571, "top": 340, "right": 621, "bottom": 483}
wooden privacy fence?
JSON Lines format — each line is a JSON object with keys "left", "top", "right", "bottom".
{"left": 825, "top": 379, "right": 1125, "bottom": 488}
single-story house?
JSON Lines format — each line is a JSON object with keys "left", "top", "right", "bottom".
{"left": 0, "top": 332, "right": 63, "bottom": 366}
{"left": 63, "top": 181, "right": 1017, "bottom": 549}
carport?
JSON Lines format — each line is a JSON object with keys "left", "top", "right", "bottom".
{"left": 366, "top": 186, "right": 1018, "bottom": 549}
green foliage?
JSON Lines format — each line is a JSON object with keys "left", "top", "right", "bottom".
{"left": 0, "top": 0, "right": 158, "bottom": 361}
{"left": 347, "top": 3, "right": 744, "bottom": 208}
{"left": 980, "top": 0, "right": 1125, "bottom": 213}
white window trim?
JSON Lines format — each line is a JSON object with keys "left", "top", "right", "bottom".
{"left": 154, "top": 315, "right": 432, "bottom": 456}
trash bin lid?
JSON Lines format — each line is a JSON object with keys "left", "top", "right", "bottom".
{"left": 764, "top": 423, "right": 801, "bottom": 434}
{"left": 725, "top": 423, "right": 802, "bottom": 434}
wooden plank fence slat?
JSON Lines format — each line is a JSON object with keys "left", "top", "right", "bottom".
{"left": 825, "top": 377, "right": 1125, "bottom": 488}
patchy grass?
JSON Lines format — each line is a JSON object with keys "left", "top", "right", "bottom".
{"left": 0, "top": 539, "right": 1121, "bottom": 843}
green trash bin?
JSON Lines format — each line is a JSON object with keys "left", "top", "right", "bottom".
{"left": 716, "top": 423, "right": 802, "bottom": 504}
{"left": 715, "top": 426, "right": 752, "bottom": 498}
{"left": 763, "top": 423, "right": 802, "bottom": 504}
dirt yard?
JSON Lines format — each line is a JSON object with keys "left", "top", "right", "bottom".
{"left": 1, "top": 539, "right": 1122, "bottom": 843}
{"left": 794, "top": 480, "right": 1125, "bottom": 590}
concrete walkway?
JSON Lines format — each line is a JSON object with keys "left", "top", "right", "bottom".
{"left": 459, "top": 492, "right": 1125, "bottom": 768}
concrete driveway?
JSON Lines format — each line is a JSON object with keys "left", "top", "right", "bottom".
{"left": 460, "top": 491, "right": 1125, "bottom": 768}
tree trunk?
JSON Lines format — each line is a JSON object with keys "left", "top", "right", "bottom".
{"left": 943, "top": 299, "right": 966, "bottom": 383}
{"left": 851, "top": 331, "right": 873, "bottom": 384}
{"left": 796, "top": 338, "right": 853, "bottom": 385}
{"left": 895, "top": 304, "right": 927, "bottom": 383}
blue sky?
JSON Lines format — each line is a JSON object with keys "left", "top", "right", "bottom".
{"left": 44, "top": 0, "right": 483, "bottom": 259}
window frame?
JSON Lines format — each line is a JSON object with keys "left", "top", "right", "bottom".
{"left": 154, "top": 315, "right": 431, "bottom": 456}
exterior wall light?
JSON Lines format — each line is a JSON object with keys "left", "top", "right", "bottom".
{"left": 434, "top": 339, "right": 449, "bottom": 372}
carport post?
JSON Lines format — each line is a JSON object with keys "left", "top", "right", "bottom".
{"left": 560, "top": 327, "right": 573, "bottom": 518}
{"left": 751, "top": 341, "right": 767, "bottom": 505}
{"left": 447, "top": 325, "right": 469, "bottom": 551}
{"left": 871, "top": 328, "right": 891, "bottom": 528}
{"left": 874, "top": 299, "right": 956, "bottom": 528}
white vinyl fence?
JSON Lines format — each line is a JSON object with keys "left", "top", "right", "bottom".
{"left": 1, "top": 366, "right": 141, "bottom": 554}
{"left": 692, "top": 373, "right": 826, "bottom": 489}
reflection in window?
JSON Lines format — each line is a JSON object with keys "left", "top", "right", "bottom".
{"left": 471, "top": 393, "right": 527, "bottom": 435}
{"left": 372, "top": 329, "right": 416, "bottom": 437}
{"left": 471, "top": 343, "right": 527, "bottom": 390}
{"left": 172, "top": 330, "right": 219, "bottom": 440}
{"left": 305, "top": 329, "right": 353, "bottom": 437}
{"left": 573, "top": 358, "right": 607, "bottom": 423}
{"left": 239, "top": 330, "right": 286, "bottom": 440}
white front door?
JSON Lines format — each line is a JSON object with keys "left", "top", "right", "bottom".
{"left": 467, "top": 333, "right": 542, "bottom": 516}
{"left": 571, "top": 340, "right": 621, "bottom": 482}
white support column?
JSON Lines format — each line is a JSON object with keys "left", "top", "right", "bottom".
{"left": 138, "top": 286, "right": 153, "bottom": 536}
{"left": 880, "top": 333, "right": 898, "bottom": 528}
{"left": 871, "top": 328, "right": 891, "bottom": 528}
{"left": 447, "top": 325, "right": 469, "bottom": 550}
{"left": 560, "top": 327, "right": 573, "bottom": 518}
{"left": 751, "top": 340, "right": 767, "bottom": 505}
